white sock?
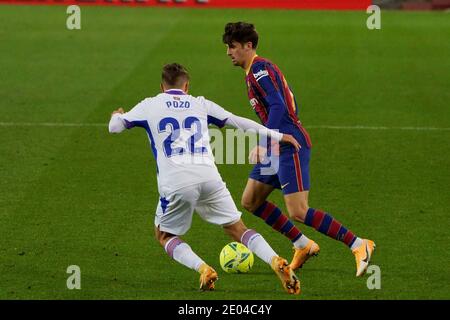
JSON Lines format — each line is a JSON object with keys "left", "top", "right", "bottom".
{"left": 350, "top": 237, "right": 364, "bottom": 251}
{"left": 165, "top": 237, "right": 205, "bottom": 271}
{"left": 292, "top": 234, "right": 310, "bottom": 249}
{"left": 241, "top": 229, "right": 277, "bottom": 265}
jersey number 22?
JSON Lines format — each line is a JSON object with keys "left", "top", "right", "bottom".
{"left": 158, "top": 116, "right": 207, "bottom": 157}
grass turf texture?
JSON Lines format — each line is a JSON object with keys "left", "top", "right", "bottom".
{"left": 0, "top": 5, "right": 449, "bottom": 300}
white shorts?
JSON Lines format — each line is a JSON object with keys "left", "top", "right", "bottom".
{"left": 154, "top": 180, "right": 242, "bottom": 236}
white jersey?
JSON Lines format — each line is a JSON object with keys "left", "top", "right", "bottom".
{"left": 116, "top": 89, "right": 232, "bottom": 194}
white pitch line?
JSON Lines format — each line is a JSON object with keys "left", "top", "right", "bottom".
{"left": 0, "top": 122, "right": 449, "bottom": 131}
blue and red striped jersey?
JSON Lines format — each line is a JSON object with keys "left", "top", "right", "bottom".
{"left": 245, "top": 56, "right": 312, "bottom": 149}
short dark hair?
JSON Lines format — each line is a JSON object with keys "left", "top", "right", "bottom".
{"left": 222, "top": 22, "right": 258, "bottom": 49}
{"left": 161, "top": 63, "right": 190, "bottom": 88}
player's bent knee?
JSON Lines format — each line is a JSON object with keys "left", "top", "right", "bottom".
{"left": 241, "top": 196, "right": 262, "bottom": 213}
{"left": 155, "top": 228, "right": 174, "bottom": 247}
{"left": 240, "top": 198, "right": 254, "bottom": 212}
{"left": 156, "top": 233, "right": 166, "bottom": 247}
{"left": 154, "top": 227, "right": 162, "bottom": 243}
{"left": 223, "top": 220, "right": 247, "bottom": 242}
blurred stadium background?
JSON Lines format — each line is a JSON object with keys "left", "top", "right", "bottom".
{"left": 375, "top": 0, "right": 450, "bottom": 10}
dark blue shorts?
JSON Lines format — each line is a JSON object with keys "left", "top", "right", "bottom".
{"left": 249, "top": 147, "right": 311, "bottom": 195}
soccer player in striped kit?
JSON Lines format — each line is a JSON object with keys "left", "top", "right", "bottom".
{"left": 222, "top": 22, "right": 375, "bottom": 277}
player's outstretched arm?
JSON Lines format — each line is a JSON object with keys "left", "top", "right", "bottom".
{"left": 205, "top": 97, "right": 299, "bottom": 150}
{"left": 224, "top": 114, "right": 281, "bottom": 139}
{"left": 109, "top": 108, "right": 126, "bottom": 133}
{"left": 225, "top": 114, "right": 300, "bottom": 151}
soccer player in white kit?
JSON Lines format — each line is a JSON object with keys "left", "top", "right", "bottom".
{"left": 109, "top": 63, "right": 301, "bottom": 294}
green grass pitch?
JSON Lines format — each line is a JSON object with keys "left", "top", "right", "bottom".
{"left": 0, "top": 5, "right": 449, "bottom": 300}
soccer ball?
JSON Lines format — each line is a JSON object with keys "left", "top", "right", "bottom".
{"left": 219, "top": 242, "right": 254, "bottom": 273}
